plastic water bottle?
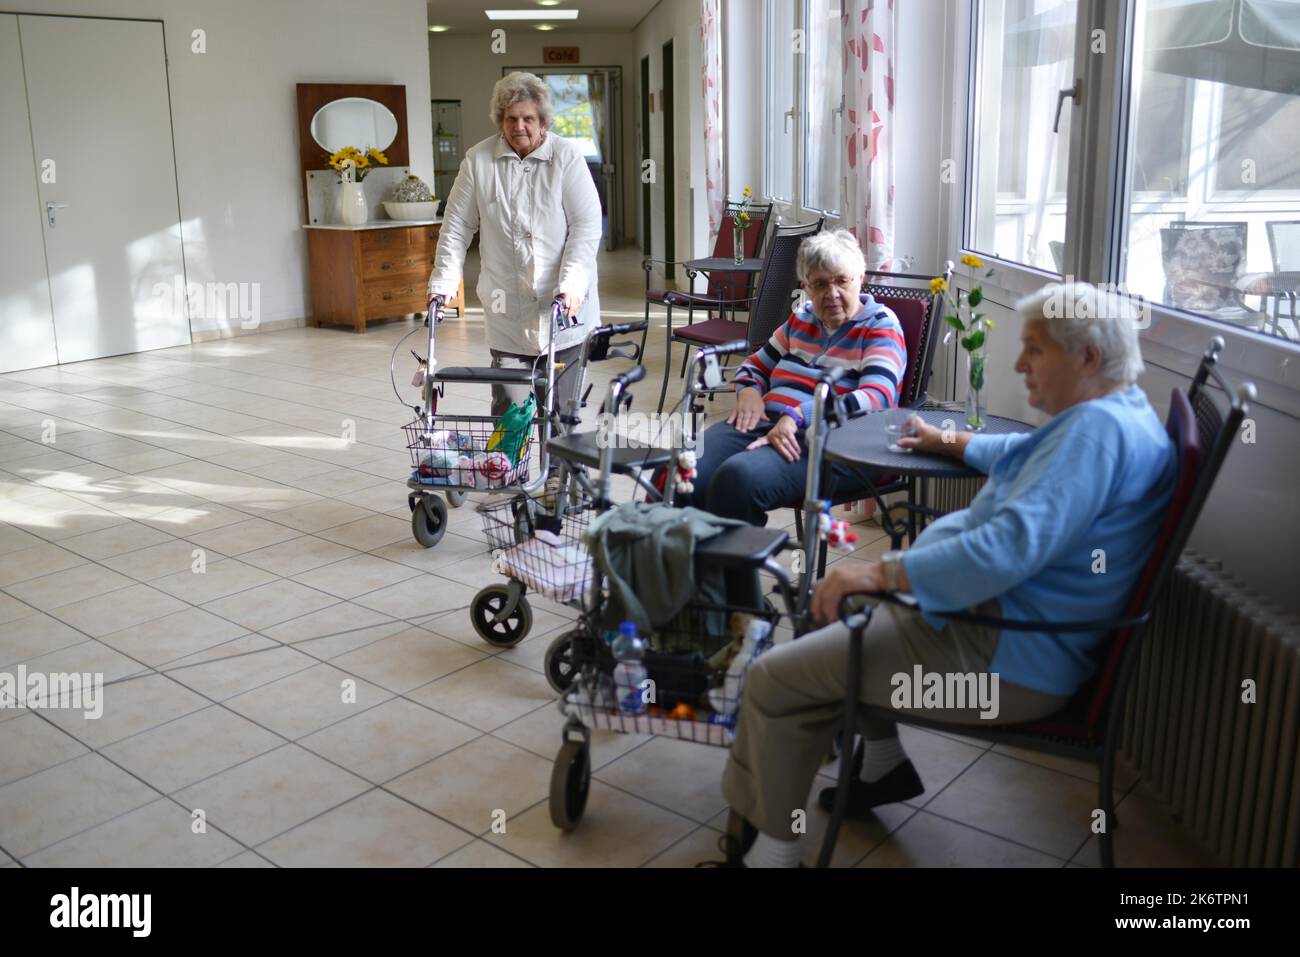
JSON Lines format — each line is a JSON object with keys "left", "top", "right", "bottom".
{"left": 609, "top": 621, "right": 648, "bottom": 716}
{"left": 707, "top": 619, "right": 772, "bottom": 716}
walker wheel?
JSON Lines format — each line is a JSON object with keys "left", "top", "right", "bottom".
{"left": 511, "top": 497, "right": 537, "bottom": 544}
{"left": 411, "top": 495, "right": 447, "bottom": 548}
{"left": 446, "top": 489, "right": 467, "bottom": 509}
{"left": 549, "top": 739, "right": 591, "bottom": 831}
{"left": 543, "top": 631, "right": 581, "bottom": 694}
{"left": 470, "top": 585, "right": 532, "bottom": 647}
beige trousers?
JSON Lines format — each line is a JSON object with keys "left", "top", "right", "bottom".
{"left": 721, "top": 599, "right": 1072, "bottom": 839}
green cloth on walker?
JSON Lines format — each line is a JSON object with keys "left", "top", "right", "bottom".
{"left": 585, "top": 502, "right": 763, "bottom": 655}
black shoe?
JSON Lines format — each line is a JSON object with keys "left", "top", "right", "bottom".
{"left": 696, "top": 814, "right": 758, "bottom": 867}
{"left": 818, "top": 759, "right": 924, "bottom": 816}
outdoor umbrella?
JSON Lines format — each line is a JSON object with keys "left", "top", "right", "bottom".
{"left": 1005, "top": 0, "right": 1300, "bottom": 95}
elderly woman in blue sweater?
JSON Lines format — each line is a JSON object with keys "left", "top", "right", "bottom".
{"left": 684, "top": 229, "right": 906, "bottom": 525}
{"left": 717, "top": 282, "right": 1176, "bottom": 868}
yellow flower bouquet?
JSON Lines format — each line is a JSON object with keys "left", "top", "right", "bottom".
{"left": 940, "top": 254, "right": 997, "bottom": 431}
{"left": 329, "top": 146, "right": 389, "bottom": 182}
{"left": 732, "top": 185, "right": 754, "bottom": 264}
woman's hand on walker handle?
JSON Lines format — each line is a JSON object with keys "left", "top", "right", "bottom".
{"left": 558, "top": 291, "right": 584, "bottom": 318}
{"left": 897, "top": 415, "right": 973, "bottom": 460}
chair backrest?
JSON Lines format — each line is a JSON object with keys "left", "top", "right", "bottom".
{"left": 1266, "top": 220, "right": 1300, "bottom": 273}
{"left": 708, "top": 201, "right": 775, "bottom": 304}
{"left": 1082, "top": 337, "right": 1253, "bottom": 727}
{"left": 1160, "top": 221, "right": 1250, "bottom": 313}
{"left": 862, "top": 265, "right": 954, "bottom": 407}
{"left": 745, "top": 219, "right": 826, "bottom": 349}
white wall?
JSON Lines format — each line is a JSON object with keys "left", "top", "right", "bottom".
{"left": 636, "top": 0, "right": 709, "bottom": 283}
{"left": 427, "top": 29, "right": 638, "bottom": 243}
{"left": 723, "top": 0, "right": 762, "bottom": 205}
{"left": 1, "top": 0, "right": 433, "bottom": 339}
{"left": 893, "top": 0, "right": 948, "bottom": 275}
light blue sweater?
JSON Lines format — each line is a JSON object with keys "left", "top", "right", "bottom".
{"left": 901, "top": 386, "right": 1176, "bottom": 696}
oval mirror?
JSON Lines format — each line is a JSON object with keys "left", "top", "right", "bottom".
{"left": 310, "top": 97, "right": 399, "bottom": 154}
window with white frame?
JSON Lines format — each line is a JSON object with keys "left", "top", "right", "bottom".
{"left": 763, "top": 0, "right": 843, "bottom": 218}
{"left": 967, "top": 0, "right": 1077, "bottom": 273}
{"left": 963, "top": 0, "right": 1300, "bottom": 343}
{"left": 1120, "top": 0, "right": 1300, "bottom": 339}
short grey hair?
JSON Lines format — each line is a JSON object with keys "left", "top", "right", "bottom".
{"left": 490, "top": 72, "right": 553, "bottom": 129}
{"left": 1016, "top": 282, "right": 1146, "bottom": 385}
{"left": 796, "top": 229, "right": 867, "bottom": 284}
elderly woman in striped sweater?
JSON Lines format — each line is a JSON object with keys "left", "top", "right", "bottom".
{"left": 685, "top": 229, "right": 906, "bottom": 526}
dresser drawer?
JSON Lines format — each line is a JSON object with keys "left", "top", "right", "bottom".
{"left": 407, "top": 225, "right": 441, "bottom": 248}
{"left": 358, "top": 228, "right": 407, "bottom": 252}
{"left": 362, "top": 277, "right": 426, "bottom": 314}
{"left": 361, "top": 248, "right": 435, "bottom": 281}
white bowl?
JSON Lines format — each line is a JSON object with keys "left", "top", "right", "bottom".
{"left": 383, "top": 201, "right": 439, "bottom": 221}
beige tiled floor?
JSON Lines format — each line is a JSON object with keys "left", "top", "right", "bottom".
{"left": 0, "top": 246, "right": 1219, "bottom": 867}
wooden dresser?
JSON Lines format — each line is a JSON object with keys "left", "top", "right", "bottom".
{"left": 304, "top": 220, "right": 464, "bottom": 333}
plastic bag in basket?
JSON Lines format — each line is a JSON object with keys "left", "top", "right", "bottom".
{"left": 486, "top": 395, "right": 535, "bottom": 465}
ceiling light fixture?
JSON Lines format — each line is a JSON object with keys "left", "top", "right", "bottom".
{"left": 485, "top": 9, "right": 579, "bottom": 20}
{"left": 428, "top": 25, "right": 449, "bottom": 32}
{"left": 535, "top": 24, "right": 556, "bottom": 31}
{"left": 537, "top": 1, "right": 562, "bottom": 6}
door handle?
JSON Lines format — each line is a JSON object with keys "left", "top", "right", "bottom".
{"left": 46, "top": 201, "right": 69, "bottom": 227}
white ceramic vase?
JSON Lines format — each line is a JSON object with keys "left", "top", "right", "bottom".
{"left": 338, "top": 161, "right": 368, "bottom": 226}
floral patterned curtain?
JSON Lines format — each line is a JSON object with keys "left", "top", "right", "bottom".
{"left": 702, "top": 0, "right": 724, "bottom": 237}
{"left": 843, "top": 0, "right": 898, "bottom": 269}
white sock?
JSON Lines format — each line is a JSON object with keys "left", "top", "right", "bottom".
{"left": 859, "top": 735, "right": 908, "bottom": 783}
{"left": 743, "top": 832, "right": 802, "bottom": 869}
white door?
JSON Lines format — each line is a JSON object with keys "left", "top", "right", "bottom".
{"left": 0, "top": 15, "right": 58, "bottom": 373}
{"left": 22, "top": 15, "right": 189, "bottom": 364}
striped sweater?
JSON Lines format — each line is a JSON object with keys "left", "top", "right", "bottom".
{"left": 731, "top": 294, "right": 907, "bottom": 426}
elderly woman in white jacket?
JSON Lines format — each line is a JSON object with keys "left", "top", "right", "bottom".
{"left": 426, "top": 71, "right": 603, "bottom": 421}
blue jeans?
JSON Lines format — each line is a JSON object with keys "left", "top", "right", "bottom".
{"left": 687, "top": 418, "right": 860, "bottom": 526}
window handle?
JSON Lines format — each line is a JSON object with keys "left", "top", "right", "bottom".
{"left": 831, "top": 96, "right": 844, "bottom": 134}
{"left": 784, "top": 108, "right": 796, "bottom": 134}
{"left": 1053, "top": 80, "right": 1081, "bottom": 134}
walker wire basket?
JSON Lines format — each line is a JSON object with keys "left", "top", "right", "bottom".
{"left": 562, "top": 603, "right": 776, "bottom": 746}
{"left": 478, "top": 496, "right": 594, "bottom": 605}
{"left": 404, "top": 414, "right": 535, "bottom": 491}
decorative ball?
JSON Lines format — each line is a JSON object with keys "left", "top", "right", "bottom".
{"left": 384, "top": 174, "right": 435, "bottom": 203}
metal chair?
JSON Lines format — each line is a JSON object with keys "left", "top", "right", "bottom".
{"left": 816, "top": 337, "right": 1255, "bottom": 869}
{"left": 1239, "top": 221, "right": 1300, "bottom": 339}
{"left": 655, "top": 219, "right": 824, "bottom": 414}
{"left": 639, "top": 200, "right": 774, "bottom": 359}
